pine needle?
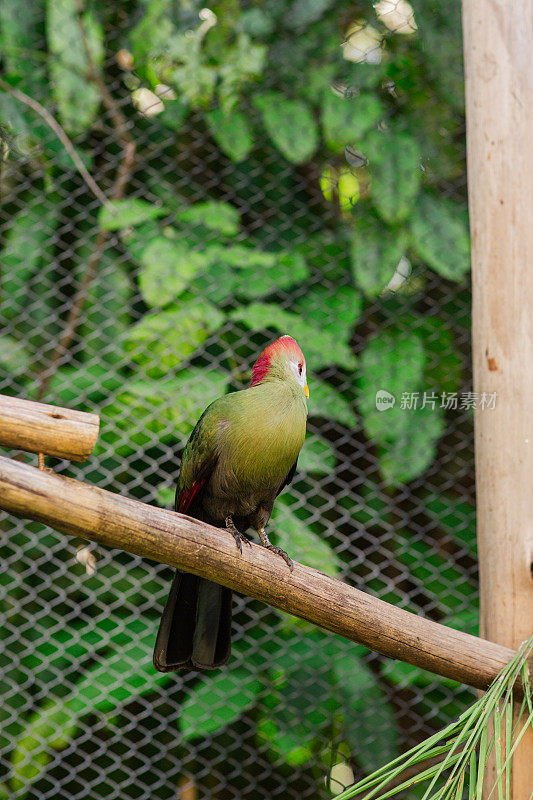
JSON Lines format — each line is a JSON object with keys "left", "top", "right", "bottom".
{"left": 332, "top": 637, "right": 533, "bottom": 800}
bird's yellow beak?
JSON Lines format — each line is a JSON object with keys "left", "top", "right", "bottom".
{"left": 304, "top": 383, "right": 309, "bottom": 398}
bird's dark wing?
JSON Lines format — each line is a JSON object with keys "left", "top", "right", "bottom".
{"left": 175, "top": 452, "right": 218, "bottom": 515}
{"left": 175, "top": 406, "right": 219, "bottom": 516}
{"left": 157, "top": 404, "right": 231, "bottom": 673}
{"left": 276, "top": 459, "right": 298, "bottom": 499}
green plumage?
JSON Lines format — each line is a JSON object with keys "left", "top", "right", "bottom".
{"left": 154, "top": 336, "right": 308, "bottom": 672}
{"left": 179, "top": 380, "right": 307, "bottom": 528}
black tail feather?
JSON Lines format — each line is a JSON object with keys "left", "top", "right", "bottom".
{"left": 153, "top": 570, "right": 232, "bottom": 672}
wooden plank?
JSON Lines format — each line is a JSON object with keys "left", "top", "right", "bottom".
{"left": 0, "top": 454, "right": 524, "bottom": 696}
{"left": 463, "top": 1, "right": 533, "bottom": 795}
{"left": 0, "top": 394, "right": 99, "bottom": 461}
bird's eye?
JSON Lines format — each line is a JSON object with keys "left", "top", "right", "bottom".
{"left": 298, "top": 363, "right": 303, "bottom": 375}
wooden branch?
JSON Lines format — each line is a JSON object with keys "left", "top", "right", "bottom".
{"left": 0, "top": 395, "right": 99, "bottom": 461}
{"left": 0, "top": 455, "right": 524, "bottom": 697}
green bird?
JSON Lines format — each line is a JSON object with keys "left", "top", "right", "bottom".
{"left": 153, "top": 335, "right": 309, "bottom": 671}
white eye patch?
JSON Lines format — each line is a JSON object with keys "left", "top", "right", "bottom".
{"left": 289, "top": 360, "right": 307, "bottom": 388}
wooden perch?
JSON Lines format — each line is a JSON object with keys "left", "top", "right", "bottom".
{"left": 0, "top": 454, "right": 524, "bottom": 697}
{"left": 0, "top": 394, "right": 99, "bottom": 461}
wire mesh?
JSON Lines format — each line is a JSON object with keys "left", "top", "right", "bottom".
{"left": 0, "top": 1, "right": 476, "bottom": 798}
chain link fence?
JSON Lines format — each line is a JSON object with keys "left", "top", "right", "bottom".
{"left": 0, "top": 1, "right": 475, "bottom": 798}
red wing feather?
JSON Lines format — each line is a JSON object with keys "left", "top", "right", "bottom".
{"left": 177, "top": 479, "right": 207, "bottom": 514}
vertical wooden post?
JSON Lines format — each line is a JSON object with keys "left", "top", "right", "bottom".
{"left": 463, "top": 1, "right": 533, "bottom": 797}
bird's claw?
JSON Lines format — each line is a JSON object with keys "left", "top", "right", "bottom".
{"left": 225, "top": 518, "right": 251, "bottom": 554}
{"left": 231, "top": 531, "right": 252, "bottom": 554}
{"left": 265, "top": 544, "right": 294, "bottom": 572}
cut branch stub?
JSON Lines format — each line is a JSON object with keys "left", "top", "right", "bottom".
{"left": 0, "top": 395, "right": 100, "bottom": 462}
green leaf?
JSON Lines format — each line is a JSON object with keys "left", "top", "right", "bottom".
{"left": 380, "top": 659, "right": 455, "bottom": 690}
{"left": 357, "top": 329, "right": 426, "bottom": 445}
{"left": 339, "top": 480, "right": 392, "bottom": 529}
{"left": 253, "top": 92, "right": 318, "bottom": 164}
{"left": 410, "top": 193, "right": 470, "bottom": 281}
{"left": 177, "top": 201, "right": 241, "bottom": 237}
{"left": 216, "top": 34, "right": 266, "bottom": 113}
{"left": 364, "top": 127, "right": 421, "bottom": 223}
{"left": 445, "top": 607, "right": 479, "bottom": 638}
{"left": 420, "top": 316, "right": 463, "bottom": 393}
{"left": 0, "top": 0, "right": 50, "bottom": 151}
{"left": 299, "top": 434, "right": 336, "bottom": 475}
{"left": 335, "top": 650, "right": 399, "bottom": 773}
{"left": 47, "top": 0, "right": 104, "bottom": 135}
{"left": 380, "top": 313, "right": 463, "bottom": 393}
{"left": 0, "top": 0, "right": 48, "bottom": 148}
{"left": 69, "top": 635, "right": 170, "bottom": 717}
{"left": 309, "top": 379, "right": 358, "bottom": 428}
{"left": 293, "top": 284, "right": 363, "bottom": 336}
{"left": 321, "top": 90, "right": 384, "bottom": 151}
{"left": 12, "top": 625, "right": 171, "bottom": 793}
{"left": 0, "top": 1, "right": 43, "bottom": 78}
{"left": 50, "top": 364, "right": 123, "bottom": 408}
{"left": 138, "top": 238, "right": 211, "bottom": 307}
{"left": 229, "top": 303, "right": 357, "bottom": 371}
{"left": 376, "top": 314, "right": 464, "bottom": 395}
{"left": 101, "top": 368, "right": 228, "bottom": 455}
{"left": 199, "top": 247, "right": 309, "bottom": 302}
{"left": 285, "top": 0, "right": 335, "bottom": 28}
{"left": 207, "top": 244, "right": 277, "bottom": 269}
{"left": 240, "top": 8, "right": 274, "bottom": 36}
{"left": 205, "top": 107, "right": 254, "bottom": 162}
{"left": 0, "top": 336, "right": 31, "bottom": 380}
{"left": 157, "top": 484, "right": 175, "bottom": 509}
{"left": 243, "top": 250, "right": 309, "bottom": 298}
{"left": 1, "top": 199, "right": 58, "bottom": 321}
{"left": 192, "top": 245, "right": 271, "bottom": 302}
{"left": 424, "top": 493, "right": 477, "bottom": 556}
{"left": 417, "top": 3, "right": 465, "bottom": 111}
{"left": 357, "top": 329, "right": 446, "bottom": 484}
{"left": 119, "top": 221, "right": 162, "bottom": 263}
{"left": 180, "top": 667, "right": 262, "bottom": 741}
{"left": 271, "top": 498, "right": 341, "bottom": 577}
{"left": 125, "top": 300, "right": 224, "bottom": 378}
{"left": 351, "top": 216, "right": 408, "bottom": 297}
{"left": 77, "top": 256, "right": 132, "bottom": 362}
{"left": 128, "top": 0, "right": 174, "bottom": 69}
{"left": 158, "top": 98, "right": 188, "bottom": 131}
{"left": 378, "top": 405, "right": 445, "bottom": 485}
{"left": 394, "top": 529, "right": 476, "bottom": 612}
{"left": 258, "top": 633, "right": 337, "bottom": 765}
{"left": 0, "top": 668, "right": 28, "bottom": 758}
{"left": 98, "top": 199, "right": 166, "bottom": 231}
{"left": 172, "top": 61, "right": 217, "bottom": 109}
{"left": 11, "top": 701, "right": 77, "bottom": 792}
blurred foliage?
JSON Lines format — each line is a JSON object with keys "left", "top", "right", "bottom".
{"left": 0, "top": 0, "right": 476, "bottom": 797}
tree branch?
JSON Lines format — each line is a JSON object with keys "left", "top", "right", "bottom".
{"left": 35, "top": 10, "right": 137, "bottom": 401}
{"left": 0, "top": 76, "right": 109, "bottom": 206}
{"left": 0, "top": 454, "right": 525, "bottom": 698}
{"left": 0, "top": 393, "right": 99, "bottom": 461}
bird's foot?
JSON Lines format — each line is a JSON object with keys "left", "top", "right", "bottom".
{"left": 258, "top": 528, "right": 294, "bottom": 572}
{"left": 264, "top": 544, "right": 294, "bottom": 572}
{"left": 225, "top": 517, "right": 252, "bottom": 555}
